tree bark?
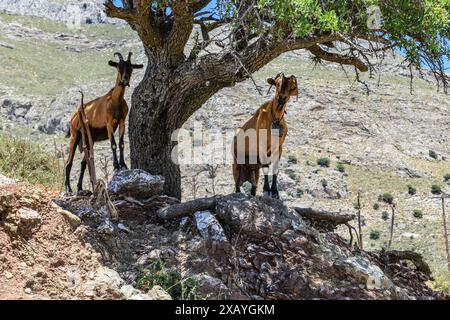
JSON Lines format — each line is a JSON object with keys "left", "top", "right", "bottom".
{"left": 128, "top": 53, "right": 223, "bottom": 199}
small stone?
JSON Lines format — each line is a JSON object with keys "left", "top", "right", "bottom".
{"left": 117, "top": 223, "right": 131, "bottom": 233}
{"left": 108, "top": 169, "right": 165, "bottom": 199}
{"left": 24, "top": 288, "right": 32, "bottom": 294}
{"left": 57, "top": 208, "right": 81, "bottom": 230}
{"left": 4, "top": 271, "right": 13, "bottom": 279}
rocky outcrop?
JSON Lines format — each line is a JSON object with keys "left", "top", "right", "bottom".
{"left": 108, "top": 170, "right": 165, "bottom": 199}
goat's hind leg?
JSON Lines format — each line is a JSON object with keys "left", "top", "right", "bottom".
{"left": 250, "top": 169, "right": 260, "bottom": 197}
{"left": 77, "top": 154, "right": 87, "bottom": 192}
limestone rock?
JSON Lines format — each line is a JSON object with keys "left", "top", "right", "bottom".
{"left": 194, "top": 211, "right": 228, "bottom": 243}
{"left": 334, "top": 257, "right": 394, "bottom": 290}
{"left": 108, "top": 169, "right": 165, "bottom": 199}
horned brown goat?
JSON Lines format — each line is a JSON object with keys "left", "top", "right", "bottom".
{"left": 232, "top": 73, "right": 298, "bottom": 198}
{"left": 64, "top": 52, "right": 143, "bottom": 193}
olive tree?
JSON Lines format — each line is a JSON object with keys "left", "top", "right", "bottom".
{"left": 104, "top": 0, "right": 449, "bottom": 198}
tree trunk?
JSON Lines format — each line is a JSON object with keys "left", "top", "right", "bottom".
{"left": 129, "top": 77, "right": 182, "bottom": 199}
{"left": 128, "top": 54, "right": 223, "bottom": 199}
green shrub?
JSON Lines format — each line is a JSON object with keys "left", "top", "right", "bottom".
{"left": 429, "top": 150, "right": 438, "bottom": 160}
{"left": 295, "top": 188, "right": 304, "bottom": 198}
{"left": 407, "top": 185, "right": 417, "bottom": 195}
{"left": 379, "top": 193, "right": 394, "bottom": 205}
{"left": 336, "top": 163, "right": 345, "bottom": 173}
{"left": 412, "top": 209, "right": 423, "bottom": 219}
{"left": 321, "top": 179, "right": 328, "bottom": 188}
{"left": 136, "top": 260, "right": 198, "bottom": 300}
{"left": 381, "top": 211, "right": 389, "bottom": 221}
{"left": 431, "top": 185, "right": 442, "bottom": 195}
{"left": 444, "top": 174, "right": 450, "bottom": 182}
{"left": 285, "top": 169, "right": 297, "bottom": 181}
{"left": 0, "top": 133, "right": 62, "bottom": 188}
{"left": 287, "top": 155, "right": 298, "bottom": 164}
{"left": 317, "top": 157, "right": 330, "bottom": 167}
{"left": 373, "top": 203, "right": 380, "bottom": 210}
{"left": 370, "top": 230, "right": 380, "bottom": 240}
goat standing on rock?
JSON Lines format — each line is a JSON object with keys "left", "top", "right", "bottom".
{"left": 233, "top": 73, "right": 298, "bottom": 198}
{"left": 64, "top": 52, "right": 143, "bottom": 193}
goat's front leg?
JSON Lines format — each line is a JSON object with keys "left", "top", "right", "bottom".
{"left": 270, "top": 147, "right": 282, "bottom": 200}
{"left": 118, "top": 119, "right": 127, "bottom": 170}
{"left": 107, "top": 123, "right": 120, "bottom": 171}
{"left": 262, "top": 165, "right": 271, "bottom": 197}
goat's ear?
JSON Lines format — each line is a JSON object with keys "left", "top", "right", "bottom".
{"left": 108, "top": 61, "right": 119, "bottom": 67}
{"left": 290, "top": 76, "right": 299, "bottom": 97}
{"left": 132, "top": 64, "right": 144, "bottom": 69}
{"left": 267, "top": 78, "right": 276, "bottom": 86}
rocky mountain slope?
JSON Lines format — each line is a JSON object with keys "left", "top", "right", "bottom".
{"left": 1, "top": 171, "right": 446, "bottom": 300}
{"left": 0, "top": 4, "right": 449, "bottom": 296}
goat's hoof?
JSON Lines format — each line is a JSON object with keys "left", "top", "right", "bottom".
{"left": 271, "top": 192, "right": 280, "bottom": 200}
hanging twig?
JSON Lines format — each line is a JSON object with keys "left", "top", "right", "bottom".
{"left": 441, "top": 193, "right": 450, "bottom": 271}
{"left": 357, "top": 190, "right": 363, "bottom": 250}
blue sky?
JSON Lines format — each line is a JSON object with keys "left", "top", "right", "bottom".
{"left": 111, "top": 0, "right": 448, "bottom": 70}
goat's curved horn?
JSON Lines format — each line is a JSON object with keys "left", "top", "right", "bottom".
{"left": 114, "top": 52, "right": 124, "bottom": 61}
{"left": 127, "top": 52, "right": 133, "bottom": 61}
{"left": 275, "top": 72, "right": 284, "bottom": 80}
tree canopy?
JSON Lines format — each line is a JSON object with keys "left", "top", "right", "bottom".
{"left": 106, "top": 0, "right": 449, "bottom": 91}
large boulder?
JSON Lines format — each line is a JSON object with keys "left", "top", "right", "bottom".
{"left": 215, "top": 193, "right": 300, "bottom": 240}
{"left": 108, "top": 170, "right": 165, "bottom": 199}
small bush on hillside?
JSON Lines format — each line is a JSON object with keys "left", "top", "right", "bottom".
{"left": 136, "top": 260, "right": 198, "bottom": 300}
{"left": 413, "top": 209, "right": 423, "bottom": 219}
{"left": 317, "top": 157, "right": 330, "bottom": 167}
{"left": 407, "top": 185, "right": 417, "bottom": 195}
{"left": 429, "top": 150, "right": 438, "bottom": 160}
{"left": 382, "top": 211, "right": 389, "bottom": 221}
{"left": 431, "top": 185, "right": 442, "bottom": 195}
{"left": 444, "top": 174, "right": 450, "bottom": 182}
{"left": 379, "top": 193, "right": 394, "bottom": 205}
{"left": 370, "top": 230, "right": 380, "bottom": 240}
{"left": 336, "top": 163, "right": 345, "bottom": 173}
{"left": 0, "top": 133, "right": 62, "bottom": 188}
{"left": 321, "top": 179, "right": 328, "bottom": 188}
{"left": 285, "top": 169, "right": 297, "bottom": 181}
{"left": 373, "top": 203, "right": 380, "bottom": 210}
{"left": 287, "top": 155, "right": 298, "bottom": 164}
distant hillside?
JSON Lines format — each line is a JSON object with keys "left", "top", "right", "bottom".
{"left": 0, "top": 0, "right": 120, "bottom": 25}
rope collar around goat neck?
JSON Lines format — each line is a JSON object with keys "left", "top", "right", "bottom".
{"left": 270, "top": 100, "right": 287, "bottom": 123}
